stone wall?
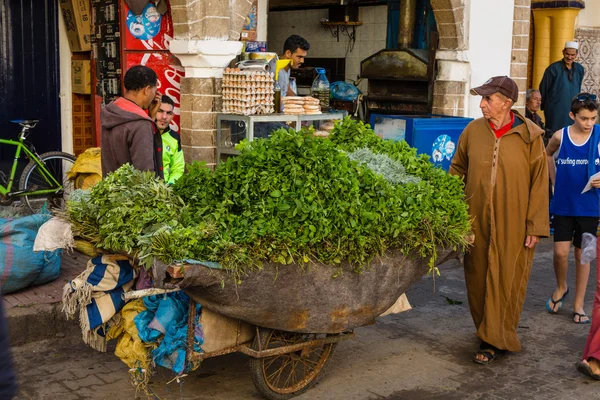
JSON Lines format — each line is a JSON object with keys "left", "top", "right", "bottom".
{"left": 171, "top": 0, "right": 253, "bottom": 41}
{"left": 171, "top": 0, "right": 254, "bottom": 167}
{"left": 510, "top": 0, "right": 532, "bottom": 112}
{"left": 179, "top": 78, "right": 223, "bottom": 165}
{"left": 430, "top": 0, "right": 468, "bottom": 116}
{"left": 430, "top": 0, "right": 467, "bottom": 50}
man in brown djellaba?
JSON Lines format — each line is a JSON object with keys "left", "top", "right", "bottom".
{"left": 450, "top": 76, "right": 550, "bottom": 365}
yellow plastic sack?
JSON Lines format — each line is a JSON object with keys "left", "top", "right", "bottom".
{"left": 73, "top": 239, "right": 98, "bottom": 257}
{"left": 68, "top": 147, "right": 102, "bottom": 190}
{"left": 107, "top": 299, "right": 156, "bottom": 370}
{"left": 74, "top": 173, "right": 102, "bottom": 190}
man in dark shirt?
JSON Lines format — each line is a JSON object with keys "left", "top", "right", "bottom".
{"left": 539, "top": 41, "right": 585, "bottom": 132}
{"left": 525, "top": 89, "right": 552, "bottom": 145}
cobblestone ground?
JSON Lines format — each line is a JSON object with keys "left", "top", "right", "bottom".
{"left": 12, "top": 238, "right": 600, "bottom": 399}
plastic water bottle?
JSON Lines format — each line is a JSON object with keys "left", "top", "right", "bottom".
{"left": 311, "top": 68, "right": 330, "bottom": 112}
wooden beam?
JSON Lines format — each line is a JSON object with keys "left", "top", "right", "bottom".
{"left": 270, "top": 0, "right": 340, "bottom": 10}
{"left": 269, "top": 0, "right": 386, "bottom": 11}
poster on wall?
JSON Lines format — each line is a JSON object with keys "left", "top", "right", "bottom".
{"left": 122, "top": 1, "right": 173, "bottom": 51}
{"left": 125, "top": 52, "right": 184, "bottom": 132}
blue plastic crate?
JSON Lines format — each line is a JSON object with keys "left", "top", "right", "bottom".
{"left": 369, "top": 114, "right": 473, "bottom": 171}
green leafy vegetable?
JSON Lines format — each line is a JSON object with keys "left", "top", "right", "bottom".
{"left": 67, "top": 118, "right": 471, "bottom": 279}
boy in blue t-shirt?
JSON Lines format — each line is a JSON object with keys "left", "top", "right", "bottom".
{"left": 545, "top": 94, "right": 599, "bottom": 324}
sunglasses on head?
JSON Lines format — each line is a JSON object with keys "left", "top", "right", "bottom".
{"left": 576, "top": 94, "right": 597, "bottom": 102}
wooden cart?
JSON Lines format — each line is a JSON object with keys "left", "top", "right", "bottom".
{"left": 124, "top": 288, "right": 354, "bottom": 400}
{"left": 128, "top": 246, "right": 460, "bottom": 399}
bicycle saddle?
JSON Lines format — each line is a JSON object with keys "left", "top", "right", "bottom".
{"left": 11, "top": 119, "right": 39, "bottom": 127}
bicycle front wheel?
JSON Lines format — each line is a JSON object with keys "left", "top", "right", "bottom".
{"left": 19, "top": 151, "right": 76, "bottom": 212}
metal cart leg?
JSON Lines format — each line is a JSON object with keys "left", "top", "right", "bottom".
{"left": 248, "top": 120, "right": 254, "bottom": 142}
{"left": 216, "top": 116, "right": 222, "bottom": 163}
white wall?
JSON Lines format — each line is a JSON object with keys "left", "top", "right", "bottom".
{"left": 267, "top": 6, "right": 388, "bottom": 93}
{"left": 58, "top": 10, "right": 74, "bottom": 154}
{"left": 465, "top": 0, "right": 515, "bottom": 117}
{"left": 577, "top": 2, "right": 600, "bottom": 28}
{"left": 257, "top": 0, "right": 268, "bottom": 41}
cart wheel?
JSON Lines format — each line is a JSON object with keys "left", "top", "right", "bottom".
{"left": 249, "top": 328, "right": 337, "bottom": 400}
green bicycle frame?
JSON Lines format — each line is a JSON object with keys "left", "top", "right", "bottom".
{"left": 0, "top": 138, "right": 63, "bottom": 197}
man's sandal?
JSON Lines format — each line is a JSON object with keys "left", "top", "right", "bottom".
{"left": 472, "top": 349, "right": 498, "bottom": 365}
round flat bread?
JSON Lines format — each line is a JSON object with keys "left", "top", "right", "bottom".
{"left": 303, "top": 105, "right": 321, "bottom": 110}
{"left": 282, "top": 96, "right": 304, "bottom": 102}
{"left": 283, "top": 106, "right": 304, "bottom": 111}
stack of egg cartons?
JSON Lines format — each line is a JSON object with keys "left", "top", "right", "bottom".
{"left": 222, "top": 68, "right": 275, "bottom": 115}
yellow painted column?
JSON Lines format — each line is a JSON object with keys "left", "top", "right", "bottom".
{"left": 531, "top": 6, "right": 583, "bottom": 90}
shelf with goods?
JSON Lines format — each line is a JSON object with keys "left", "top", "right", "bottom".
{"left": 216, "top": 112, "right": 346, "bottom": 162}
{"left": 71, "top": 51, "right": 95, "bottom": 156}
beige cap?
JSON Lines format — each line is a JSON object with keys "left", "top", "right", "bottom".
{"left": 565, "top": 41, "right": 579, "bottom": 50}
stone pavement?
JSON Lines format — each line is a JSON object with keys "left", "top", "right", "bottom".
{"left": 9, "top": 238, "right": 600, "bottom": 399}
{"left": 5, "top": 252, "right": 87, "bottom": 346}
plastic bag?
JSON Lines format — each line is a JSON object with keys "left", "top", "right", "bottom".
{"left": 581, "top": 232, "right": 596, "bottom": 264}
{"left": 0, "top": 212, "right": 62, "bottom": 293}
{"left": 331, "top": 81, "right": 360, "bottom": 101}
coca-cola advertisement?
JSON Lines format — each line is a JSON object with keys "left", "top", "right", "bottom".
{"left": 125, "top": 52, "right": 184, "bottom": 132}
{"left": 122, "top": 1, "right": 173, "bottom": 51}
{"left": 121, "top": 0, "right": 184, "bottom": 132}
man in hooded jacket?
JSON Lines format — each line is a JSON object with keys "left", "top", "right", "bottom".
{"left": 101, "top": 65, "right": 163, "bottom": 179}
{"left": 450, "top": 76, "right": 550, "bottom": 365}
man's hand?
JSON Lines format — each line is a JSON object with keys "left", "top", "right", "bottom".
{"left": 591, "top": 178, "right": 600, "bottom": 189}
{"left": 525, "top": 235, "right": 539, "bottom": 249}
{"left": 148, "top": 92, "right": 162, "bottom": 119}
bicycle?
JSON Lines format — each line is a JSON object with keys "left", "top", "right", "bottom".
{"left": 0, "top": 120, "right": 76, "bottom": 212}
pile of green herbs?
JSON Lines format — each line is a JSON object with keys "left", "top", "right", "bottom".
{"left": 330, "top": 118, "right": 471, "bottom": 269}
{"left": 66, "top": 118, "right": 471, "bottom": 276}
{"left": 67, "top": 165, "right": 188, "bottom": 265}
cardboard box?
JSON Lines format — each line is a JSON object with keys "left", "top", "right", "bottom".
{"left": 59, "top": 0, "right": 92, "bottom": 52}
{"left": 72, "top": 60, "right": 91, "bottom": 94}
